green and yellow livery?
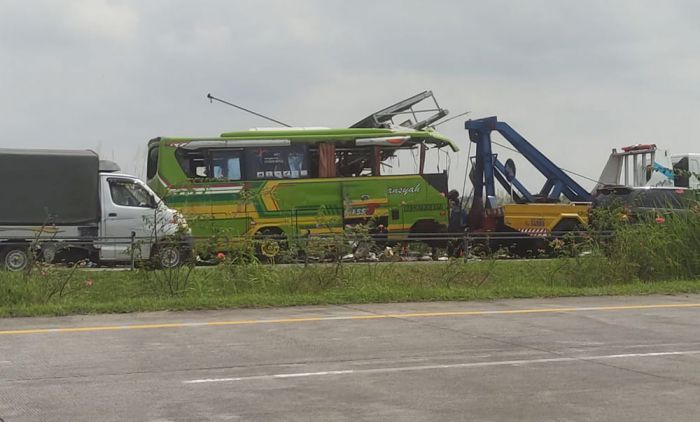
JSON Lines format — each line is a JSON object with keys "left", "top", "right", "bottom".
{"left": 146, "top": 127, "right": 459, "bottom": 250}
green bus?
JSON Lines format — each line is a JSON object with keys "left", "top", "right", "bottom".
{"left": 146, "top": 127, "right": 459, "bottom": 253}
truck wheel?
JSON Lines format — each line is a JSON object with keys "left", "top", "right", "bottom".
{"left": 2, "top": 246, "right": 30, "bottom": 272}
{"left": 153, "top": 245, "right": 182, "bottom": 269}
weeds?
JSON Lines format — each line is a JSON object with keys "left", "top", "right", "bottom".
{"left": 2, "top": 207, "right": 700, "bottom": 317}
{"left": 605, "top": 212, "right": 700, "bottom": 280}
{"left": 547, "top": 198, "right": 700, "bottom": 284}
{"left": 139, "top": 264, "right": 195, "bottom": 296}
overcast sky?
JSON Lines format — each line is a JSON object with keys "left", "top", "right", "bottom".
{"left": 1, "top": 0, "right": 698, "bottom": 192}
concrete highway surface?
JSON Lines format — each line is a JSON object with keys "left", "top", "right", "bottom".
{"left": 1, "top": 295, "right": 700, "bottom": 421}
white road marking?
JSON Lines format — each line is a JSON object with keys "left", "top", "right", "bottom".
{"left": 184, "top": 350, "right": 700, "bottom": 384}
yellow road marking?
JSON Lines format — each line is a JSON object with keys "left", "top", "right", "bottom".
{"left": 1, "top": 302, "right": 699, "bottom": 336}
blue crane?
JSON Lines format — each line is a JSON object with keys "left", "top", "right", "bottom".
{"left": 466, "top": 116, "right": 592, "bottom": 207}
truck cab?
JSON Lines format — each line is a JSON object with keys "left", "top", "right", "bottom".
{"left": 0, "top": 149, "right": 190, "bottom": 271}
{"left": 672, "top": 153, "right": 700, "bottom": 189}
{"left": 98, "top": 172, "right": 189, "bottom": 266}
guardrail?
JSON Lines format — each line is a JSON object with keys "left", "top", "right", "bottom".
{"left": 0, "top": 230, "right": 616, "bottom": 270}
{"left": 0, "top": 231, "right": 614, "bottom": 245}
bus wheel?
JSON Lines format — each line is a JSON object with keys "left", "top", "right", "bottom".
{"left": 260, "top": 240, "right": 280, "bottom": 258}
{"left": 254, "top": 228, "right": 286, "bottom": 261}
{"left": 409, "top": 220, "right": 447, "bottom": 249}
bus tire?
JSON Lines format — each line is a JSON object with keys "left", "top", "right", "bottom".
{"left": 254, "top": 228, "right": 286, "bottom": 261}
{"left": 409, "top": 220, "right": 447, "bottom": 249}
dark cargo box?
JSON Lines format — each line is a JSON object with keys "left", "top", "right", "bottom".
{"left": 0, "top": 149, "right": 100, "bottom": 225}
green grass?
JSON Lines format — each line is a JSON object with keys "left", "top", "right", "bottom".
{"left": 588, "top": 196, "right": 700, "bottom": 281}
{"left": 2, "top": 200, "right": 696, "bottom": 318}
{"left": 2, "top": 259, "right": 700, "bottom": 318}
{"left": 3, "top": 205, "right": 700, "bottom": 318}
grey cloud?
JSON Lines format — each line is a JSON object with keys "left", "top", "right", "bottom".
{"left": 1, "top": 0, "right": 699, "bottom": 184}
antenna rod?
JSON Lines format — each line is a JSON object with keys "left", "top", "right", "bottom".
{"left": 207, "top": 93, "right": 292, "bottom": 127}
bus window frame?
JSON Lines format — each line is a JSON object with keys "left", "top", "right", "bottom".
{"left": 169, "top": 138, "right": 443, "bottom": 184}
{"left": 175, "top": 148, "right": 209, "bottom": 180}
{"left": 209, "top": 148, "right": 244, "bottom": 181}
{"left": 243, "top": 144, "right": 310, "bottom": 181}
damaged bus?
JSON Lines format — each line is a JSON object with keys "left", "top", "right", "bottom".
{"left": 146, "top": 127, "right": 459, "bottom": 253}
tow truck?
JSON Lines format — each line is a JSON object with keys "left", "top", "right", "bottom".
{"left": 463, "top": 116, "right": 592, "bottom": 253}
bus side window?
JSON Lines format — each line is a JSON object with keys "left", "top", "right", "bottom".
{"left": 227, "top": 157, "right": 241, "bottom": 180}
{"left": 211, "top": 150, "right": 242, "bottom": 181}
{"left": 212, "top": 157, "right": 241, "bottom": 180}
{"left": 175, "top": 148, "right": 208, "bottom": 179}
{"left": 244, "top": 146, "right": 309, "bottom": 180}
{"left": 194, "top": 160, "right": 207, "bottom": 178}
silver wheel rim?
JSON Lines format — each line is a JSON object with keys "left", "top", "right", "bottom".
{"left": 5, "top": 250, "right": 28, "bottom": 272}
{"left": 160, "top": 247, "right": 180, "bottom": 268}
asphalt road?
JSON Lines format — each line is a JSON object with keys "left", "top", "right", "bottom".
{"left": 1, "top": 295, "right": 700, "bottom": 421}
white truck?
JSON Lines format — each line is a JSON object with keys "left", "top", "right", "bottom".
{"left": 596, "top": 144, "right": 700, "bottom": 190}
{"left": 672, "top": 152, "right": 700, "bottom": 189}
{"left": 0, "top": 149, "right": 191, "bottom": 271}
